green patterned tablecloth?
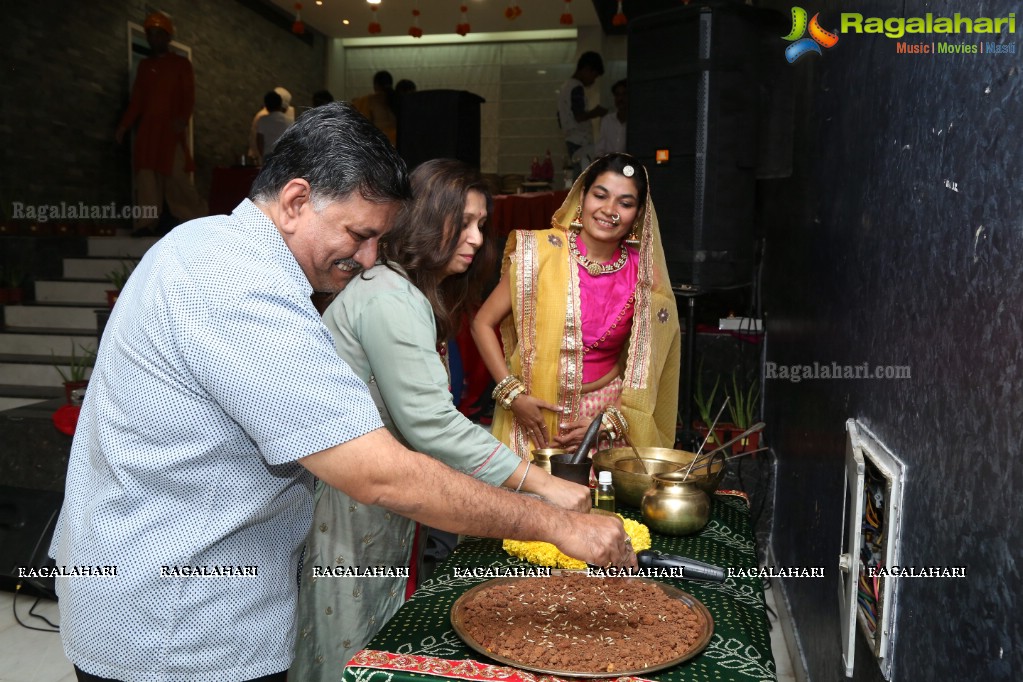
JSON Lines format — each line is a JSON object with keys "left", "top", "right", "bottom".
{"left": 342, "top": 493, "right": 776, "bottom": 682}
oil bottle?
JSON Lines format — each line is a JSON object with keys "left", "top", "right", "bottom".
{"left": 594, "top": 470, "right": 616, "bottom": 513}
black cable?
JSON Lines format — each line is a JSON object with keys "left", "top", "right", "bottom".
{"left": 29, "top": 594, "right": 60, "bottom": 629}
{"left": 11, "top": 584, "right": 60, "bottom": 633}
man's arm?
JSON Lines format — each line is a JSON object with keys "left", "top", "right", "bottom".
{"left": 571, "top": 85, "right": 607, "bottom": 123}
{"left": 300, "top": 428, "right": 635, "bottom": 568}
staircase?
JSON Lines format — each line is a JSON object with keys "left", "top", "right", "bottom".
{"left": 0, "top": 236, "right": 156, "bottom": 411}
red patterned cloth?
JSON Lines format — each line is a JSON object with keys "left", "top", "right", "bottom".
{"left": 346, "top": 650, "right": 656, "bottom": 682}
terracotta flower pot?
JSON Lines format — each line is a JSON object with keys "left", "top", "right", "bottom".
{"left": 106, "top": 289, "right": 121, "bottom": 309}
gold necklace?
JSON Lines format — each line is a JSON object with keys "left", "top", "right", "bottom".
{"left": 568, "top": 231, "right": 628, "bottom": 276}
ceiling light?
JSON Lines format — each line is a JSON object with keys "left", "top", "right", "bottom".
{"left": 342, "top": 18, "right": 350, "bottom": 24}
{"left": 367, "top": 0, "right": 381, "bottom": 4}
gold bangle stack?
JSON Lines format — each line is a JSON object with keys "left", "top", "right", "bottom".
{"left": 492, "top": 375, "right": 526, "bottom": 410}
{"left": 602, "top": 407, "right": 629, "bottom": 441}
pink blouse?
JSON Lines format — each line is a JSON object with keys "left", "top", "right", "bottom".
{"left": 576, "top": 241, "right": 639, "bottom": 384}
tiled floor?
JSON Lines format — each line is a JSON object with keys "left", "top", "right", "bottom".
{"left": 0, "top": 590, "right": 74, "bottom": 681}
{"left": 1, "top": 585, "right": 800, "bottom": 682}
{"left": 763, "top": 580, "right": 799, "bottom": 682}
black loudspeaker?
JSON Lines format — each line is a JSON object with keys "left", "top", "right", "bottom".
{"left": 397, "top": 90, "right": 485, "bottom": 170}
{"left": 0, "top": 486, "right": 64, "bottom": 598}
{"left": 628, "top": 3, "right": 789, "bottom": 290}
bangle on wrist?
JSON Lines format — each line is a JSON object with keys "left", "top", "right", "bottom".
{"left": 495, "top": 376, "right": 526, "bottom": 410}
{"left": 492, "top": 374, "right": 520, "bottom": 400}
{"left": 602, "top": 407, "right": 628, "bottom": 440}
{"left": 514, "top": 460, "right": 532, "bottom": 493}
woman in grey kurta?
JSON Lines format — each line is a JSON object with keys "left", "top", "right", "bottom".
{"left": 292, "top": 159, "right": 591, "bottom": 682}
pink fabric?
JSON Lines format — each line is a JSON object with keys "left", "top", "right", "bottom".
{"left": 572, "top": 377, "right": 625, "bottom": 460}
{"left": 576, "top": 242, "right": 638, "bottom": 383}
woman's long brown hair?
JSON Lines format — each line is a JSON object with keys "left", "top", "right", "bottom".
{"left": 379, "top": 158, "right": 495, "bottom": 340}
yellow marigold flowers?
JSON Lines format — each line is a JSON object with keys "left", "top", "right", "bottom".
{"left": 503, "top": 516, "right": 652, "bottom": 569}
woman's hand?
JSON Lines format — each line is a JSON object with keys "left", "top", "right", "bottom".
{"left": 510, "top": 394, "right": 561, "bottom": 448}
{"left": 534, "top": 474, "right": 591, "bottom": 513}
{"left": 551, "top": 417, "right": 591, "bottom": 449}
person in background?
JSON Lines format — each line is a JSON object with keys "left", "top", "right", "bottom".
{"left": 292, "top": 159, "right": 591, "bottom": 682}
{"left": 596, "top": 79, "right": 628, "bottom": 157}
{"left": 472, "top": 153, "right": 680, "bottom": 458}
{"left": 256, "top": 90, "right": 292, "bottom": 163}
{"left": 353, "top": 70, "right": 398, "bottom": 145}
{"left": 395, "top": 78, "right": 417, "bottom": 95}
{"left": 115, "top": 11, "right": 207, "bottom": 236}
{"left": 556, "top": 51, "right": 608, "bottom": 179}
{"left": 248, "top": 86, "right": 295, "bottom": 161}
{"left": 312, "top": 89, "right": 334, "bottom": 107}
{"left": 51, "top": 102, "right": 633, "bottom": 682}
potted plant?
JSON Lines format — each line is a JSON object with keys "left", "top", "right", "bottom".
{"left": 726, "top": 369, "right": 761, "bottom": 454}
{"left": 692, "top": 358, "right": 725, "bottom": 446}
{"left": 53, "top": 344, "right": 96, "bottom": 404}
{"left": 106, "top": 261, "right": 135, "bottom": 308}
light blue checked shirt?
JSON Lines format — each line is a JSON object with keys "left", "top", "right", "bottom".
{"left": 50, "top": 200, "right": 383, "bottom": 681}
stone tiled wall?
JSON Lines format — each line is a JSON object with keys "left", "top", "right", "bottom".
{"left": 0, "top": 1, "right": 325, "bottom": 222}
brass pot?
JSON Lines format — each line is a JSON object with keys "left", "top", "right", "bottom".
{"left": 592, "top": 447, "right": 723, "bottom": 508}
{"left": 530, "top": 448, "right": 569, "bottom": 475}
{"left": 641, "top": 472, "right": 711, "bottom": 536}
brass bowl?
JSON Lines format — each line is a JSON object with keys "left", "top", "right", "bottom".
{"left": 593, "top": 447, "right": 724, "bottom": 508}
{"left": 531, "top": 448, "right": 569, "bottom": 475}
{"left": 641, "top": 471, "right": 711, "bottom": 536}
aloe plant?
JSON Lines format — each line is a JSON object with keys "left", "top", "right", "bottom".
{"left": 52, "top": 344, "right": 97, "bottom": 383}
{"left": 726, "top": 369, "right": 761, "bottom": 429}
{"left": 107, "top": 261, "right": 135, "bottom": 291}
{"left": 693, "top": 357, "right": 720, "bottom": 432}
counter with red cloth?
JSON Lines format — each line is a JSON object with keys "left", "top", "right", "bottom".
{"left": 489, "top": 190, "right": 569, "bottom": 237}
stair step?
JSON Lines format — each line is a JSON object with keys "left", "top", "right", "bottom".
{"left": 63, "top": 257, "right": 139, "bottom": 280}
{"left": 0, "top": 329, "right": 97, "bottom": 356}
{"left": 0, "top": 384, "right": 64, "bottom": 399}
{"left": 0, "top": 353, "right": 93, "bottom": 387}
{"left": 87, "top": 236, "right": 158, "bottom": 258}
{"left": 0, "top": 355, "right": 92, "bottom": 387}
{"left": 0, "top": 396, "right": 49, "bottom": 411}
{"left": 34, "top": 280, "right": 110, "bottom": 305}
{"left": 4, "top": 304, "right": 102, "bottom": 331}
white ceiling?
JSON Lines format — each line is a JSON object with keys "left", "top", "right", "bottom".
{"left": 271, "top": 0, "right": 600, "bottom": 39}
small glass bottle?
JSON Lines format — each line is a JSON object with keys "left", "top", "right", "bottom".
{"left": 594, "top": 470, "right": 616, "bottom": 513}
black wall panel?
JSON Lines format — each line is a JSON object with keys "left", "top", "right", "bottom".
{"left": 761, "top": 0, "right": 1022, "bottom": 679}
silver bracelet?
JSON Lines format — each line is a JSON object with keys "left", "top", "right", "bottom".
{"left": 514, "top": 460, "right": 532, "bottom": 493}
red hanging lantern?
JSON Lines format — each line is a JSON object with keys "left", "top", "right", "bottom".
{"left": 408, "top": 7, "right": 423, "bottom": 38}
{"left": 560, "top": 0, "right": 573, "bottom": 26}
{"left": 504, "top": 4, "right": 522, "bottom": 20}
{"left": 611, "top": 0, "right": 627, "bottom": 26}
{"left": 455, "top": 4, "right": 471, "bottom": 36}
{"left": 291, "top": 2, "right": 305, "bottom": 34}
{"left": 368, "top": 5, "right": 382, "bottom": 34}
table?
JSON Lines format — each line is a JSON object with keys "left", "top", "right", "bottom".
{"left": 490, "top": 190, "right": 570, "bottom": 237}
{"left": 343, "top": 493, "right": 777, "bottom": 682}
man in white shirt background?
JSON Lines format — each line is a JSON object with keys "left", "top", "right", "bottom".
{"left": 596, "top": 79, "right": 628, "bottom": 158}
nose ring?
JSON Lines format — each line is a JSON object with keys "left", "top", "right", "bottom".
{"left": 610, "top": 212, "right": 621, "bottom": 224}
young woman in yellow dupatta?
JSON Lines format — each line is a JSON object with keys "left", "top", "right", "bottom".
{"left": 472, "top": 153, "right": 680, "bottom": 457}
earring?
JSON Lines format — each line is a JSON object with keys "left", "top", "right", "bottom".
{"left": 625, "top": 228, "right": 640, "bottom": 244}
{"left": 570, "top": 205, "right": 583, "bottom": 231}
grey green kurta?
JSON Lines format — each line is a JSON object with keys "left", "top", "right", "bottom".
{"left": 291, "top": 264, "right": 521, "bottom": 682}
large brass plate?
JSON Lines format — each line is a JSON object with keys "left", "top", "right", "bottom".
{"left": 450, "top": 572, "right": 713, "bottom": 679}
